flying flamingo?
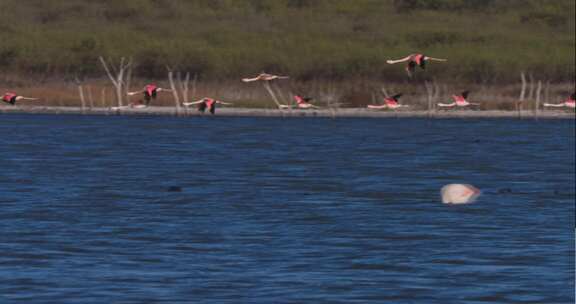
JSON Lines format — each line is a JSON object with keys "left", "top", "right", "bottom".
{"left": 1, "top": 92, "right": 39, "bottom": 105}
{"left": 544, "top": 93, "right": 575, "bottom": 109}
{"left": 367, "top": 94, "right": 407, "bottom": 109}
{"left": 128, "top": 84, "right": 171, "bottom": 106}
{"left": 183, "top": 97, "right": 232, "bottom": 114}
{"left": 242, "top": 72, "right": 289, "bottom": 82}
{"left": 279, "top": 95, "right": 319, "bottom": 109}
{"left": 386, "top": 53, "right": 447, "bottom": 77}
{"left": 437, "top": 91, "right": 479, "bottom": 108}
{"left": 293, "top": 95, "right": 319, "bottom": 109}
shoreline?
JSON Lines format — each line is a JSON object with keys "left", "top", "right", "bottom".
{"left": 1, "top": 106, "right": 574, "bottom": 119}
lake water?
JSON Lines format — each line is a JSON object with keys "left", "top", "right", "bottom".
{"left": 0, "top": 114, "right": 574, "bottom": 303}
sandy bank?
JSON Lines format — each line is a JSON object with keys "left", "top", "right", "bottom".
{"left": 1, "top": 106, "right": 574, "bottom": 119}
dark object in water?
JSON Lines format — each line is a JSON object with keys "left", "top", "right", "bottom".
{"left": 167, "top": 186, "right": 183, "bottom": 192}
{"left": 498, "top": 188, "right": 513, "bottom": 194}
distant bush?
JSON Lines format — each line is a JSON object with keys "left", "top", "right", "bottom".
{"left": 0, "top": 48, "right": 18, "bottom": 67}
{"left": 520, "top": 12, "right": 567, "bottom": 28}
{"left": 0, "top": 0, "right": 573, "bottom": 83}
{"left": 393, "top": 0, "right": 499, "bottom": 12}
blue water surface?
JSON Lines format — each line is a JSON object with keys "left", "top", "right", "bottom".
{"left": 0, "top": 114, "right": 574, "bottom": 303}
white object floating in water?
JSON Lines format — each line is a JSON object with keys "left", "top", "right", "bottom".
{"left": 441, "top": 184, "right": 481, "bottom": 204}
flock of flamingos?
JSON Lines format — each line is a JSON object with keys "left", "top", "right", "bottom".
{"left": 2, "top": 53, "right": 575, "bottom": 114}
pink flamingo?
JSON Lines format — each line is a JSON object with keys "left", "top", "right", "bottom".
{"left": 183, "top": 97, "right": 232, "bottom": 114}
{"left": 386, "top": 53, "right": 447, "bottom": 77}
{"left": 128, "top": 84, "right": 171, "bottom": 105}
{"left": 280, "top": 95, "right": 319, "bottom": 109}
{"left": 242, "top": 72, "right": 289, "bottom": 82}
{"left": 1, "top": 92, "right": 38, "bottom": 105}
{"left": 438, "top": 91, "right": 479, "bottom": 108}
{"left": 367, "top": 94, "right": 407, "bottom": 109}
{"left": 544, "top": 93, "right": 575, "bottom": 109}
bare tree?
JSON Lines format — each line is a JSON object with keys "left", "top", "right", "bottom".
{"left": 263, "top": 81, "right": 283, "bottom": 109}
{"left": 425, "top": 80, "right": 439, "bottom": 118}
{"left": 191, "top": 74, "right": 198, "bottom": 100}
{"left": 518, "top": 72, "right": 527, "bottom": 118}
{"left": 179, "top": 72, "right": 191, "bottom": 105}
{"left": 535, "top": 80, "right": 542, "bottom": 120}
{"left": 75, "top": 76, "right": 86, "bottom": 114}
{"left": 527, "top": 73, "right": 535, "bottom": 101}
{"left": 87, "top": 85, "right": 94, "bottom": 110}
{"left": 325, "top": 80, "right": 339, "bottom": 118}
{"left": 99, "top": 56, "right": 133, "bottom": 107}
{"left": 167, "top": 69, "right": 182, "bottom": 116}
{"left": 519, "top": 72, "right": 527, "bottom": 101}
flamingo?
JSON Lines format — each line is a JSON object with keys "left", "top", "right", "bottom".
{"left": 367, "top": 94, "right": 407, "bottom": 109}
{"left": 1, "top": 92, "right": 39, "bottom": 105}
{"left": 279, "top": 95, "right": 319, "bottom": 109}
{"left": 242, "top": 72, "right": 289, "bottom": 82}
{"left": 183, "top": 97, "right": 232, "bottom": 114}
{"left": 128, "top": 84, "right": 171, "bottom": 106}
{"left": 437, "top": 91, "right": 479, "bottom": 108}
{"left": 441, "top": 184, "right": 481, "bottom": 204}
{"left": 293, "top": 95, "right": 319, "bottom": 109}
{"left": 386, "top": 53, "right": 447, "bottom": 77}
{"left": 544, "top": 93, "right": 575, "bottom": 109}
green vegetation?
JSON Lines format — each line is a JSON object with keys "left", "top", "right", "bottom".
{"left": 0, "top": 0, "right": 574, "bottom": 83}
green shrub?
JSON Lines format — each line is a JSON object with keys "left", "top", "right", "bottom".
{"left": 0, "top": 0, "right": 573, "bottom": 83}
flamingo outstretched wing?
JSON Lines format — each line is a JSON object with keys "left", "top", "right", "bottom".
{"left": 386, "top": 55, "right": 413, "bottom": 64}
{"left": 426, "top": 56, "right": 447, "bottom": 62}
{"left": 543, "top": 103, "right": 566, "bottom": 107}
{"left": 367, "top": 104, "right": 387, "bottom": 109}
{"left": 437, "top": 102, "right": 456, "bottom": 107}
{"left": 127, "top": 90, "right": 144, "bottom": 96}
{"left": 15, "top": 96, "right": 39, "bottom": 101}
{"left": 183, "top": 99, "right": 206, "bottom": 106}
